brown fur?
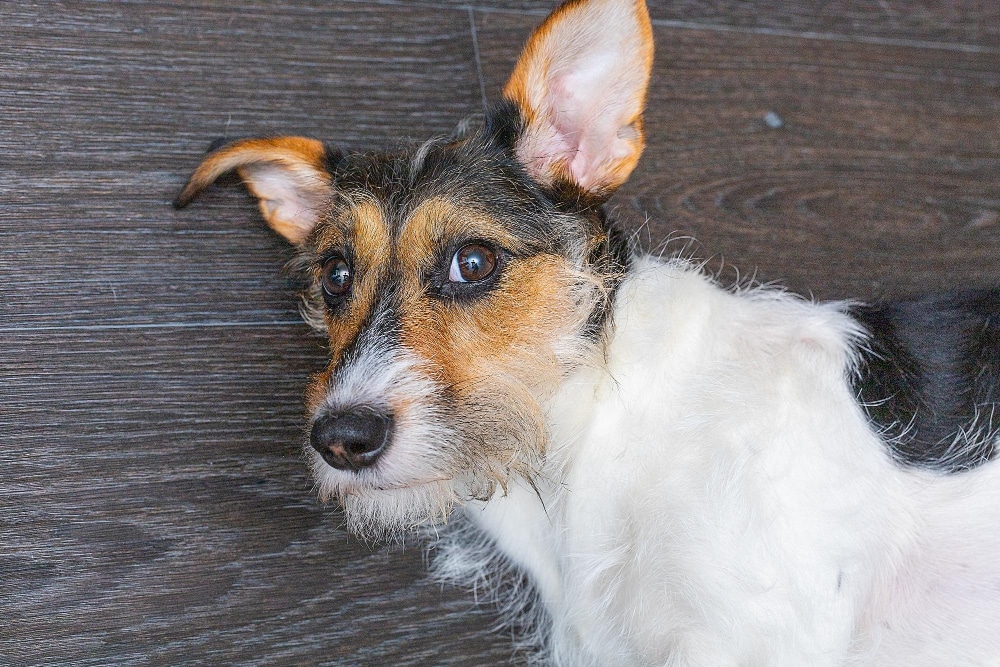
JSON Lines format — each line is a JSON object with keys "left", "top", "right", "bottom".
{"left": 175, "top": 137, "right": 331, "bottom": 244}
{"left": 400, "top": 254, "right": 581, "bottom": 388}
{"left": 313, "top": 198, "right": 392, "bottom": 367}
{"left": 175, "top": 0, "right": 645, "bottom": 540}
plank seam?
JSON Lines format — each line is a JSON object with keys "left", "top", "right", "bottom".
{"left": 1, "top": 320, "right": 306, "bottom": 333}
{"left": 352, "top": 0, "right": 999, "bottom": 55}
{"left": 468, "top": 7, "right": 489, "bottom": 113}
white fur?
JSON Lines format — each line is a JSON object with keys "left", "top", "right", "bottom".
{"left": 436, "top": 257, "right": 1000, "bottom": 666}
{"left": 309, "top": 313, "right": 461, "bottom": 541}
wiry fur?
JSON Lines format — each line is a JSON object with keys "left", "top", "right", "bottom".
{"left": 438, "top": 259, "right": 1000, "bottom": 667}
{"left": 174, "top": 0, "right": 1000, "bottom": 663}
{"left": 298, "top": 194, "right": 612, "bottom": 544}
{"left": 430, "top": 515, "right": 553, "bottom": 664}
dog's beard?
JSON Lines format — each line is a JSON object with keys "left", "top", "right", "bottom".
{"left": 453, "top": 372, "right": 549, "bottom": 497}
{"left": 310, "top": 273, "right": 603, "bottom": 543}
{"left": 309, "top": 384, "right": 461, "bottom": 543}
{"left": 336, "top": 479, "right": 458, "bottom": 543}
{"left": 310, "top": 367, "right": 551, "bottom": 544}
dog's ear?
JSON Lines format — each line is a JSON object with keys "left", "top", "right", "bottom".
{"left": 174, "top": 137, "right": 335, "bottom": 245}
{"left": 503, "top": 0, "right": 653, "bottom": 198}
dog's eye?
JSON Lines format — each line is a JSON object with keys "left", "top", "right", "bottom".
{"left": 449, "top": 244, "right": 497, "bottom": 283}
{"left": 321, "top": 254, "right": 352, "bottom": 297}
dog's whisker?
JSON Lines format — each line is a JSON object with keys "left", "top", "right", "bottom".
{"left": 175, "top": 0, "right": 1000, "bottom": 662}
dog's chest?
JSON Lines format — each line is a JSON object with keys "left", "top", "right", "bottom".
{"left": 466, "top": 263, "right": 915, "bottom": 665}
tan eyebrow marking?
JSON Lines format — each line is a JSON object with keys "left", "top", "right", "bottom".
{"left": 317, "top": 198, "right": 393, "bottom": 368}
{"left": 396, "top": 197, "right": 528, "bottom": 277}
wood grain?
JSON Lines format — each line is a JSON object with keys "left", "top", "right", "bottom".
{"left": 472, "top": 10, "right": 1000, "bottom": 299}
{"left": 3, "top": 0, "right": 999, "bottom": 665}
{"left": 453, "top": 0, "right": 1000, "bottom": 51}
{"left": 2, "top": 326, "right": 514, "bottom": 665}
{"left": 2, "top": 2, "right": 513, "bottom": 665}
{"left": 1, "top": 0, "right": 486, "bottom": 328}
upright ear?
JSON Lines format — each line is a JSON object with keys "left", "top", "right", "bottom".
{"left": 174, "top": 137, "right": 335, "bottom": 245}
{"left": 503, "top": 0, "right": 653, "bottom": 197}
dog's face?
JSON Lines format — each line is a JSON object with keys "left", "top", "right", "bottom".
{"left": 176, "top": 0, "right": 652, "bottom": 540}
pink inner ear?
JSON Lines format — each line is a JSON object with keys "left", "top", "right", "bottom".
{"left": 549, "top": 64, "right": 643, "bottom": 191}
{"left": 240, "top": 163, "right": 329, "bottom": 244}
{"left": 251, "top": 169, "right": 318, "bottom": 221}
{"left": 503, "top": 0, "right": 652, "bottom": 194}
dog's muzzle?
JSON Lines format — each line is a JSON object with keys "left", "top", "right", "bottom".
{"left": 309, "top": 409, "right": 393, "bottom": 471}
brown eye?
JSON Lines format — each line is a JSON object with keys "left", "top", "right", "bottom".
{"left": 321, "top": 255, "right": 352, "bottom": 297}
{"left": 449, "top": 243, "right": 497, "bottom": 283}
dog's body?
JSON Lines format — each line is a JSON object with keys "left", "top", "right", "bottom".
{"left": 176, "top": 0, "right": 1000, "bottom": 664}
{"left": 442, "top": 259, "right": 1000, "bottom": 666}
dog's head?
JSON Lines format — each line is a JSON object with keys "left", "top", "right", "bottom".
{"left": 176, "top": 0, "right": 652, "bottom": 540}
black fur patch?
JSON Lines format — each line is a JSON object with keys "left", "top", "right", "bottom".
{"left": 313, "top": 99, "right": 628, "bottom": 341}
{"left": 850, "top": 289, "right": 1000, "bottom": 471}
{"left": 334, "top": 276, "right": 405, "bottom": 376}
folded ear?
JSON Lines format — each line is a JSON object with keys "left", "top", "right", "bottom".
{"left": 174, "top": 137, "right": 335, "bottom": 245}
{"left": 503, "top": 0, "right": 653, "bottom": 198}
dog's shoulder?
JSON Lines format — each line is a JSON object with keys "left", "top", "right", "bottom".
{"left": 610, "top": 257, "right": 862, "bottom": 375}
{"left": 606, "top": 259, "right": 1000, "bottom": 474}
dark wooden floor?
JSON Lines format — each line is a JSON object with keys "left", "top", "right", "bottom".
{"left": 2, "top": 1, "right": 998, "bottom": 665}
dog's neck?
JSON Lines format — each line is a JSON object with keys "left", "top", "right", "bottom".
{"left": 542, "top": 256, "right": 678, "bottom": 475}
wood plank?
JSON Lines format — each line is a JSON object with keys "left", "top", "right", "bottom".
{"left": 2, "top": 1, "right": 515, "bottom": 664}
{"left": 0, "top": 0, "right": 485, "bottom": 328}
{"left": 449, "top": 0, "right": 1000, "bottom": 51}
{"left": 474, "top": 10, "right": 1000, "bottom": 300}
{"left": 1, "top": 326, "right": 515, "bottom": 665}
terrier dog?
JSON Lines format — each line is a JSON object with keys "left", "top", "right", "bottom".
{"left": 176, "top": 0, "right": 1000, "bottom": 664}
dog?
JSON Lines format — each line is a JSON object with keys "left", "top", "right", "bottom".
{"left": 175, "top": 0, "right": 1000, "bottom": 664}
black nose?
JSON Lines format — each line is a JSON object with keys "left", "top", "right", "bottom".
{"left": 309, "top": 409, "right": 392, "bottom": 471}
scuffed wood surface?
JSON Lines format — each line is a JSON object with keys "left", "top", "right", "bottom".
{"left": 474, "top": 7, "right": 1000, "bottom": 299}
{"left": 450, "top": 0, "right": 1000, "bottom": 50}
{"left": 2, "top": 1, "right": 998, "bottom": 665}
{"left": 2, "top": 2, "right": 510, "bottom": 665}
